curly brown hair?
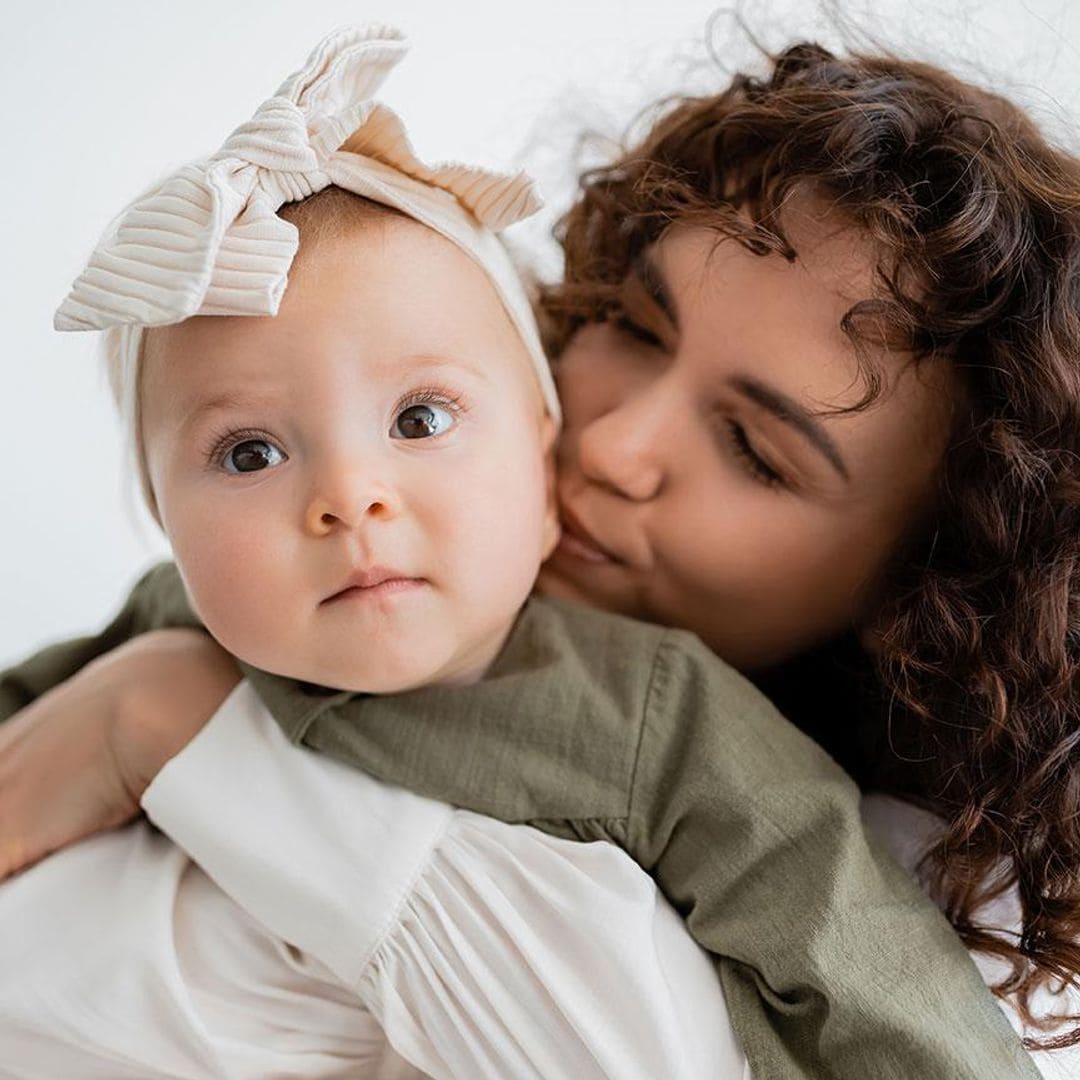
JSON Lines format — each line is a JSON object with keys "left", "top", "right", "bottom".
{"left": 540, "top": 42, "right": 1080, "bottom": 1048}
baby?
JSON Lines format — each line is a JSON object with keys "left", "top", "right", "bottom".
{"left": 0, "top": 26, "right": 1037, "bottom": 1080}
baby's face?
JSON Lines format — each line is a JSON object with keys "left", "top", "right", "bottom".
{"left": 141, "top": 216, "right": 557, "bottom": 692}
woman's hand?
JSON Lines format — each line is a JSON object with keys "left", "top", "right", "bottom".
{"left": 0, "top": 629, "right": 241, "bottom": 881}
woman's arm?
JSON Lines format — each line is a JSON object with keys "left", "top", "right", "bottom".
{"left": 0, "top": 562, "right": 200, "bottom": 723}
{"left": 0, "top": 628, "right": 239, "bottom": 879}
{"left": 141, "top": 680, "right": 748, "bottom": 1080}
{"left": 0, "top": 560, "right": 227, "bottom": 878}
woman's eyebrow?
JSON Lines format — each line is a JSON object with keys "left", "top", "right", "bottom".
{"left": 638, "top": 249, "right": 850, "bottom": 484}
{"left": 635, "top": 251, "right": 679, "bottom": 326}
{"left": 731, "top": 376, "right": 851, "bottom": 483}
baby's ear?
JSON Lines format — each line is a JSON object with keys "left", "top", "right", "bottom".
{"left": 145, "top": 483, "right": 164, "bottom": 532}
{"left": 539, "top": 415, "right": 561, "bottom": 560}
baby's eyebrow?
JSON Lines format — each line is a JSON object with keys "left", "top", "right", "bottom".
{"left": 401, "top": 353, "right": 494, "bottom": 384}
{"left": 178, "top": 390, "right": 282, "bottom": 434}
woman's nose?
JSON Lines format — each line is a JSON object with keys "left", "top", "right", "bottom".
{"left": 302, "top": 458, "right": 402, "bottom": 536}
{"left": 574, "top": 379, "right": 678, "bottom": 501}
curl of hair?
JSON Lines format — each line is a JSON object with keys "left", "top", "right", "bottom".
{"left": 541, "top": 43, "right": 1080, "bottom": 1048}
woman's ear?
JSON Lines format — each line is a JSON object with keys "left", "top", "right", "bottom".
{"left": 856, "top": 608, "right": 890, "bottom": 660}
{"left": 538, "top": 415, "right": 561, "bottom": 560}
{"left": 858, "top": 624, "right": 882, "bottom": 658}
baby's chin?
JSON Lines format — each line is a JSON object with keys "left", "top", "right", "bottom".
{"left": 225, "top": 640, "right": 463, "bottom": 696}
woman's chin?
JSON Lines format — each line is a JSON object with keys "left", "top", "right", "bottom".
{"left": 535, "top": 556, "right": 636, "bottom": 619}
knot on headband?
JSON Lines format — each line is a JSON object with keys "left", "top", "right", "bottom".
{"left": 53, "top": 24, "right": 544, "bottom": 334}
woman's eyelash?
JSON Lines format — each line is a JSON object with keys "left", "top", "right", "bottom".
{"left": 723, "top": 421, "right": 785, "bottom": 488}
{"left": 612, "top": 313, "right": 664, "bottom": 349}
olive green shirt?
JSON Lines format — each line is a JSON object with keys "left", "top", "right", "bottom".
{"left": 1, "top": 561, "right": 1035, "bottom": 1080}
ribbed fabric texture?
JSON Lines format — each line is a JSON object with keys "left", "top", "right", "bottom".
{"left": 54, "top": 23, "right": 559, "bottom": 421}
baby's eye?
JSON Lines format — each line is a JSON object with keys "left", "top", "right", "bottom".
{"left": 391, "top": 403, "right": 455, "bottom": 440}
{"left": 221, "top": 438, "right": 287, "bottom": 474}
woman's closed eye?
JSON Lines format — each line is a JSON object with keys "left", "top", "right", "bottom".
{"left": 612, "top": 311, "right": 665, "bottom": 349}
{"left": 604, "top": 301, "right": 785, "bottom": 489}
{"left": 722, "top": 421, "right": 786, "bottom": 489}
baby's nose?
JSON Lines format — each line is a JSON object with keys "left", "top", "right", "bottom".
{"left": 303, "top": 463, "right": 402, "bottom": 535}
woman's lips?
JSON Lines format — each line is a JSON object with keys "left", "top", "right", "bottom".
{"left": 557, "top": 529, "right": 614, "bottom": 564}
{"left": 557, "top": 508, "right": 623, "bottom": 565}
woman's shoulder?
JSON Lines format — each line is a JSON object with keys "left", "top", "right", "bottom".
{"left": 862, "top": 793, "right": 1080, "bottom": 1080}
{"left": 526, "top": 596, "right": 768, "bottom": 705}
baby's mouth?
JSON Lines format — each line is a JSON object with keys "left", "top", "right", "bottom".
{"left": 322, "top": 566, "right": 426, "bottom": 604}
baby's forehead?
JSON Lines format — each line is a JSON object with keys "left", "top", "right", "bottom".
{"left": 140, "top": 210, "right": 542, "bottom": 410}
{"left": 138, "top": 192, "right": 553, "bottom": 435}
{"left": 143, "top": 321, "right": 494, "bottom": 391}
{"left": 139, "top": 323, "right": 544, "bottom": 432}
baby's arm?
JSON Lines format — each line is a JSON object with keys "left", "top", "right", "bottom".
{"left": 141, "top": 680, "right": 745, "bottom": 1080}
{"left": 628, "top": 630, "right": 1037, "bottom": 1080}
{"left": 0, "top": 564, "right": 744, "bottom": 1077}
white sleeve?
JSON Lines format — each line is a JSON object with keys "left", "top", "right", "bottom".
{"left": 142, "top": 680, "right": 748, "bottom": 1080}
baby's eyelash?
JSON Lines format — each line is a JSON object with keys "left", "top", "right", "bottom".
{"left": 393, "top": 385, "right": 467, "bottom": 417}
{"left": 198, "top": 387, "right": 468, "bottom": 466}
{"left": 201, "top": 425, "right": 277, "bottom": 468}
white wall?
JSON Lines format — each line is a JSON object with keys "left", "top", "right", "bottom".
{"left": 2, "top": 0, "right": 1077, "bottom": 665}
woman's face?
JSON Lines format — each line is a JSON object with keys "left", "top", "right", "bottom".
{"left": 537, "top": 209, "right": 961, "bottom": 673}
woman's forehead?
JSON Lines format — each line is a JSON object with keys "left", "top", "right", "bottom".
{"left": 656, "top": 209, "right": 879, "bottom": 370}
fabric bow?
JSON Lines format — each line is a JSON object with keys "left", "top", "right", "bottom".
{"left": 54, "top": 25, "right": 543, "bottom": 332}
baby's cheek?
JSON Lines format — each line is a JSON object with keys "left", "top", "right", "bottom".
{"left": 168, "top": 513, "right": 287, "bottom": 661}
{"left": 453, "top": 459, "right": 548, "bottom": 596}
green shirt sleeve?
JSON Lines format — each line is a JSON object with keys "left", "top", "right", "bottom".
{"left": 0, "top": 561, "right": 205, "bottom": 723}
{"left": 627, "top": 627, "right": 1036, "bottom": 1080}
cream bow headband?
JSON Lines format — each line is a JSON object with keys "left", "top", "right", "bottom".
{"left": 54, "top": 24, "right": 559, "bottom": 426}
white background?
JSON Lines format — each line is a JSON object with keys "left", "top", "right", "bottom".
{"left": 2, "top": 0, "right": 1077, "bottom": 666}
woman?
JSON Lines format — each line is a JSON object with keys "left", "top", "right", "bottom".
{"left": 3, "top": 40, "right": 1078, "bottom": 1076}
{"left": 540, "top": 43, "right": 1080, "bottom": 1054}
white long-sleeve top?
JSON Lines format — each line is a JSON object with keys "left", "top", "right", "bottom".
{"left": 0, "top": 680, "right": 744, "bottom": 1078}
